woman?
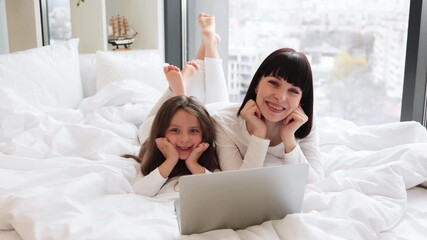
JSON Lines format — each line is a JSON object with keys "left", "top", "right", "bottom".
{"left": 212, "top": 48, "right": 324, "bottom": 183}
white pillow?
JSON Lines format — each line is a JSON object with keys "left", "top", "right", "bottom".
{"left": 95, "top": 51, "right": 168, "bottom": 92}
{"left": 0, "top": 39, "right": 83, "bottom": 108}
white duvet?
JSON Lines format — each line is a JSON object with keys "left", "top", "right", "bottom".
{"left": 0, "top": 80, "right": 426, "bottom": 240}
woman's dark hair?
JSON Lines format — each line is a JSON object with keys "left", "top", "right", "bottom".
{"left": 124, "top": 95, "right": 219, "bottom": 178}
{"left": 238, "top": 48, "right": 314, "bottom": 138}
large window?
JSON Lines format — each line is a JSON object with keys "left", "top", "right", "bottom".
{"left": 41, "top": 0, "right": 72, "bottom": 45}
{"left": 227, "top": 0, "right": 410, "bottom": 126}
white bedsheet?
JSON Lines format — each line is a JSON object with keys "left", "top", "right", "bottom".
{"left": 0, "top": 81, "right": 426, "bottom": 240}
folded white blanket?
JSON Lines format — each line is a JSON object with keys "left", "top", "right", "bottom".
{"left": 0, "top": 81, "right": 426, "bottom": 240}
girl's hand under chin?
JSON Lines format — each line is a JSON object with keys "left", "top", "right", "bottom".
{"left": 185, "top": 142, "right": 209, "bottom": 164}
{"left": 240, "top": 100, "right": 267, "bottom": 139}
{"left": 155, "top": 137, "right": 179, "bottom": 161}
{"left": 155, "top": 137, "right": 180, "bottom": 178}
{"left": 185, "top": 142, "right": 210, "bottom": 174}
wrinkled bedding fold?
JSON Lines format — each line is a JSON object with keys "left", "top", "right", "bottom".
{"left": 0, "top": 82, "right": 426, "bottom": 240}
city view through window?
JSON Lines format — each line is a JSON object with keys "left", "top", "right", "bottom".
{"left": 227, "top": 0, "right": 410, "bottom": 126}
{"left": 46, "top": 0, "right": 411, "bottom": 126}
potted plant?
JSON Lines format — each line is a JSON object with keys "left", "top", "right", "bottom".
{"left": 77, "top": 0, "right": 85, "bottom": 7}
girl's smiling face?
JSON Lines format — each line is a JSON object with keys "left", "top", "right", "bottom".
{"left": 255, "top": 75, "right": 302, "bottom": 123}
{"left": 165, "top": 109, "right": 203, "bottom": 160}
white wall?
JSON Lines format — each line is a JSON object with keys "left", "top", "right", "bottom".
{"left": 5, "top": 0, "right": 43, "bottom": 52}
{"left": 70, "top": 0, "right": 107, "bottom": 53}
{"left": 0, "top": 0, "right": 9, "bottom": 54}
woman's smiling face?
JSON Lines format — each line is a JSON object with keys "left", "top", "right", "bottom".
{"left": 255, "top": 75, "right": 302, "bottom": 123}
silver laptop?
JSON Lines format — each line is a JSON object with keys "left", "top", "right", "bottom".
{"left": 175, "top": 163, "right": 309, "bottom": 235}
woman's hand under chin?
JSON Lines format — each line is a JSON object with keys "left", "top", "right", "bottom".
{"left": 240, "top": 100, "right": 267, "bottom": 139}
{"left": 280, "top": 106, "right": 308, "bottom": 152}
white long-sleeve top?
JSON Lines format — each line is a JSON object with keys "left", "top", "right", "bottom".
{"left": 134, "top": 90, "right": 214, "bottom": 198}
{"left": 133, "top": 167, "right": 212, "bottom": 198}
{"left": 133, "top": 168, "right": 170, "bottom": 197}
{"left": 212, "top": 104, "right": 324, "bottom": 183}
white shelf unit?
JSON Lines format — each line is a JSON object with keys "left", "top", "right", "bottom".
{"left": 70, "top": 0, "right": 164, "bottom": 58}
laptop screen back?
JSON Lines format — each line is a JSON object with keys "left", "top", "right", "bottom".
{"left": 177, "top": 164, "right": 309, "bottom": 235}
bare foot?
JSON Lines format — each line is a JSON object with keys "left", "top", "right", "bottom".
{"left": 198, "top": 12, "right": 220, "bottom": 44}
{"left": 198, "top": 12, "right": 220, "bottom": 58}
{"left": 182, "top": 61, "right": 199, "bottom": 82}
{"left": 163, "top": 64, "right": 185, "bottom": 95}
{"left": 198, "top": 13, "right": 215, "bottom": 32}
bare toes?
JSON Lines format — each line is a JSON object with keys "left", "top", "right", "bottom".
{"left": 186, "top": 61, "right": 199, "bottom": 71}
{"left": 198, "top": 12, "right": 215, "bottom": 30}
{"left": 182, "top": 61, "right": 199, "bottom": 81}
{"left": 163, "top": 64, "right": 180, "bottom": 74}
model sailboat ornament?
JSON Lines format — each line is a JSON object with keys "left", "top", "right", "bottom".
{"left": 108, "top": 15, "right": 138, "bottom": 50}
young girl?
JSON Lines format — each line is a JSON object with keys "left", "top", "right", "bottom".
{"left": 129, "top": 12, "right": 229, "bottom": 196}
{"left": 128, "top": 64, "right": 220, "bottom": 197}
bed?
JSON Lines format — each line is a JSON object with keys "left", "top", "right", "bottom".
{"left": 0, "top": 39, "right": 426, "bottom": 240}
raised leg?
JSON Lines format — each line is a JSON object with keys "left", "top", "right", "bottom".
{"left": 198, "top": 12, "right": 220, "bottom": 59}
{"left": 186, "top": 13, "right": 229, "bottom": 104}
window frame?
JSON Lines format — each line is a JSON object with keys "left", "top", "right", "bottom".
{"left": 401, "top": 0, "right": 427, "bottom": 127}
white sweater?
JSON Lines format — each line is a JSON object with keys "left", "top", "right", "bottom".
{"left": 212, "top": 103, "right": 324, "bottom": 183}
{"left": 133, "top": 167, "right": 211, "bottom": 198}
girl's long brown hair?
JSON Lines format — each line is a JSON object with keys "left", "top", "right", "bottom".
{"left": 124, "top": 95, "right": 219, "bottom": 178}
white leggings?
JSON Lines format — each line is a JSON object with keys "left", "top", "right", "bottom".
{"left": 186, "top": 58, "right": 229, "bottom": 104}
{"left": 138, "top": 58, "right": 229, "bottom": 144}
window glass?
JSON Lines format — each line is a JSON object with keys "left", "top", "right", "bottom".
{"left": 228, "top": 0, "right": 410, "bottom": 125}
{"left": 47, "top": 0, "right": 72, "bottom": 44}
